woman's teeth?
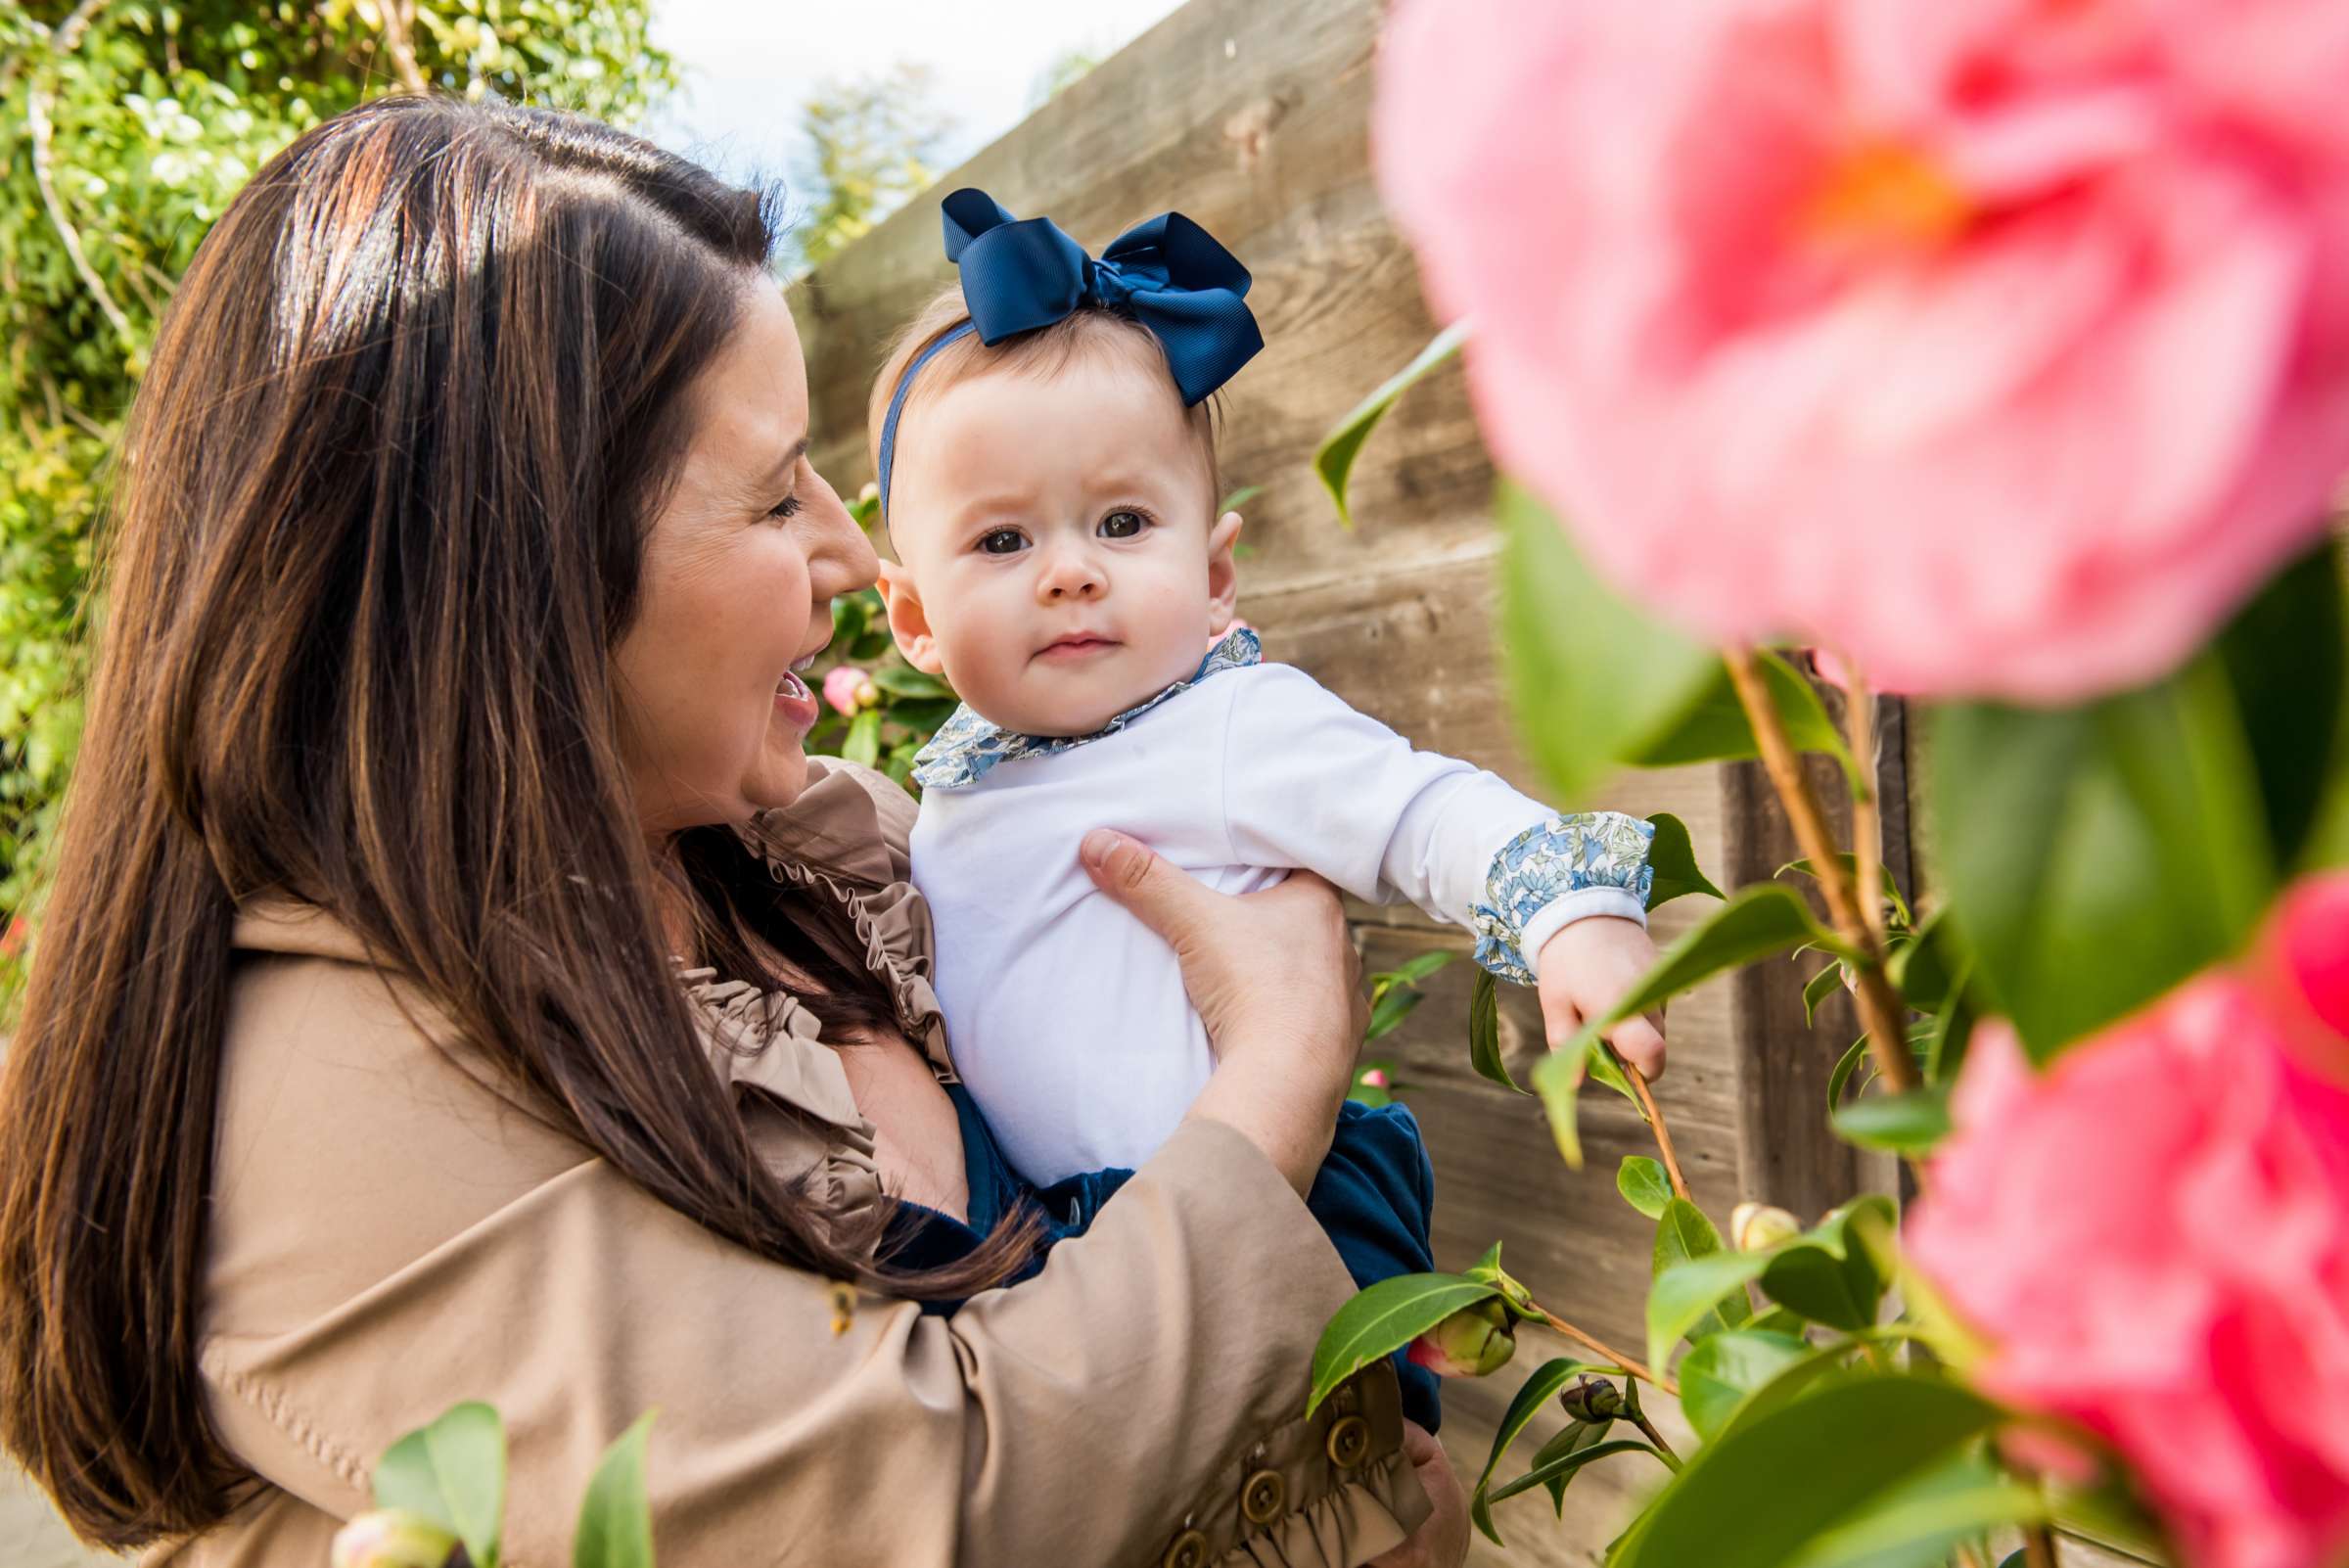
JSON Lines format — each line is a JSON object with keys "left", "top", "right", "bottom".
{"left": 777, "top": 669, "right": 810, "bottom": 699}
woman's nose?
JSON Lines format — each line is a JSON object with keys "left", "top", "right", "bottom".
{"left": 804, "top": 467, "right": 880, "bottom": 597}
{"left": 1035, "top": 541, "right": 1107, "bottom": 603}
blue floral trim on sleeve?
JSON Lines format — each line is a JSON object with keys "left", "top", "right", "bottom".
{"left": 1469, "top": 811, "right": 1655, "bottom": 983}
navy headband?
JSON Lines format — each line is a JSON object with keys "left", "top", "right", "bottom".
{"left": 875, "top": 186, "right": 1264, "bottom": 524}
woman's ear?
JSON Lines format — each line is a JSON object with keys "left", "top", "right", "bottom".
{"left": 876, "top": 560, "right": 945, "bottom": 674}
{"left": 1206, "top": 510, "right": 1244, "bottom": 635}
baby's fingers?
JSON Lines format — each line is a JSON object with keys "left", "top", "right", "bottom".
{"left": 1607, "top": 1010, "right": 1668, "bottom": 1082}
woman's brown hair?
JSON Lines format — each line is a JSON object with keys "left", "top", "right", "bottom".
{"left": 0, "top": 95, "right": 1023, "bottom": 1547}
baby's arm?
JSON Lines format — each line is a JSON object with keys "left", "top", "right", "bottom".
{"left": 1219, "top": 666, "right": 1666, "bottom": 1071}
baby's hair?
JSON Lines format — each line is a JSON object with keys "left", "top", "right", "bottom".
{"left": 866, "top": 283, "right": 1224, "bottom": 539}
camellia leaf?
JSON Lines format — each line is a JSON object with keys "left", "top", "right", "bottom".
{"left": 1676, "top": 1330, "right": 1813, "bottom": 1443}
{"left": 1608, "top": 1376, "right": 2004, "bottom": 1568}
{"left": 1363, "top": 984, "right": 1426, "bottom": 1043}
{"left": 1646, "top": 1250, "right": 1774, "bottom": 1374}
{"left": 869, "top": 665, "right": 953, "bottom": 700}
{"left": 1825, "top": 1033, "right": 1870, "bottom": 1110}
{"left": 1830, "top": 1089, "right": 1953, "bottom": 1154}
{"left": 1617, "top": 1156, "right": 1673, "bottom": 1220}
{"left": 1310, "top": 1273, "right": 1497, "bottom": 1416}
{"left": 1532, "top": 1039, "right": 1600, "bottom": 1169}
{"left": 1498, "top": 484, "right": 1722, "bottom": 807}
{"left": 1485, "top": 1438, "right": 1655, "bottom": 1509}
{"left": 1643, "top": 811, "right": 1724, "bottom": 910}
{"left": 1314, "top": 320, "right": 1472, "bottom": 529}
{"left": 1627, "top": 650, "right": 1860, "bottom": 791}
{"left": 1384, "top": 950, "right": 1457, "bottom": 987}
{"left": 1469, "top": 1357, "right": 1607, "bottom": 1545}
{"left": 2215, "top": 537, "right": 2348, "bottom": 871}
{"left": 1931, "top": 651, "right": 2275, "bottom": 1061}
{"left": 572, "top": 1412, "right": 659, "bottom": 1568}
{"left": 1467, "top": 967, "right": 1515, "bottom": 1091}
{"left": 1803, "top": 963, "right": 1847, "bottom": 1029}
{"left": 1780, "top": 1453, "right": 2046, "bottom": 1568}
{"left": 842, "top": 707, "right": 883, "bottom": 766}
{"left": 373, "top": 1402, "right": 507, "bottom": 1568}
{"left": 1532, "top": 1419, "right": 1618, "bottom": 1515}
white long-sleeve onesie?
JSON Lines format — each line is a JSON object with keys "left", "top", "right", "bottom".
{"left": 910, "top": 657, "right": 1652, "bottom": 1186}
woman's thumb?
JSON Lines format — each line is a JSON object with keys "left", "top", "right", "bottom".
{"left": 1080, "top": 829, "right": 1202, "bottom": 939}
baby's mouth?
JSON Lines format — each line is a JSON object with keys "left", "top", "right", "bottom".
{"left": 1036, "top": 633, "right": 1121, "bottom": 662}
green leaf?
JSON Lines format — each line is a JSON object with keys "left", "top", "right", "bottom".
{"left": 1646, "top": 1249, "right": 1774, "bottom": 1373}
{"left": 1363, "top": 983, "right": 1426, "bottom": 1043}
{"left": 1759, "top": 1198, "right": 1897, "bottom": 1333}
{"left": 1780, "top": 1454, "right": 2046, "bottom": 1568}
{"left": 1310, "top": 1273, "right": 1497, "bottom": 1416}
{"left": 1485, "top": 1438, "right": 1655, "bottom": 1509}
{"left": 1498, "top": 484, "right": 1721, "bottom": 807}
{"left": 1803, "top": 963, "right": 1847, "bottom": 1028}
{"left": 1831, "top": 1089, "right": 1952, "bottom": 1154}
{"left": 1825, "top": 1033, "right": 1871, "bottom": 1110}
{"left": 842, "top": 708, "right": 882, "bottom": 766}
{"left": 1467, "top": 967, "right": 1515, "bottom": 1091}
{"left": 1923, "top": 972, "right": 1978, "bottom": 1085}
{"left": 1314, "top": 320, "right": 1471, "bottom": 528}
{"left": 1609, "top": 1376, "right": 2005, "bottom": 1568}
{"left": 2216, "top": 537, "right": 2348, "bottom": 871}
{"left": 1627, "top": 650, "right": 1859, "bottom": 790}
{"left": 849, "top": 629, "right": 895, "bottom": 662}
{"left": 1470, "top": 1358, "right": 1607, "bottom": 1545}
{"left": 1531, "top": 1419, "right": 1618, "bottom": 1515}
{"left": 572, "top": 1412, "right": 658, "bottom": 1568}
{"left": 1583, "top": 1039, "right": 1647, "bottom": 1119}
{"left": 870, "top": 665, "right": 952, "bottom": 700}
{"left": 1617, "top": 1156, "right": 1672, "bottom": 1220}
{"left": 1677, "top": 1330, "right": 1812, "bottom": 1443}
{"left": 1780, "top": 856, "right": 1911, "bottom": 929}
{"left": 1384, "top": 950, "right": 1457, "bottom": 987}
{"left": 1884, "top": 909, "right": 1955, "bottom": 1012}
{"left": 1930, "top": 651, "right": 2275, "bottom": 1061}
{"left": 1643, "top": 811, "right": 1724, "bottom": 910}
{"left": 1532, "top": 1038, "right": 1599, "bottom": 1168}
{"left": 1218, "top": 484, "right": 1264, "bottom": 514}
{"left": 373, "top": 1402, "right": 507, "bottom": 1568}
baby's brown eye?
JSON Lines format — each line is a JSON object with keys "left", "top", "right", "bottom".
{"left": 1100, "top": 510, "right": 1147, "bottom": 539}
{"left": 979, "top": 529, "right": 1026, "bottom": 555}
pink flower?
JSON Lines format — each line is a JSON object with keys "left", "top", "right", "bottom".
{"left": 329, "top": 1508, "right": 461, "bottom": 1568}
{"left": 1373, "top": 0, "right": 2349, "bottom": 702}
{"left": 1360, "top": 1067, "right": 1391, "bottom": 1089}
{"left": 821, "top": 666, "right": 870, "bottom": 717}
{"left": 1907, "top": 875, "right": 2349, "bottom": 1568}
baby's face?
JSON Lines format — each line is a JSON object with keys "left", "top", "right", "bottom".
{"left": 881, "top": 353, "right": 1237, "bottom": 737}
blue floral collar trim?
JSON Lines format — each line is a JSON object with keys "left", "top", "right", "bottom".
{"left": 912, "top": 626, "right": 1262, "bottom": 791}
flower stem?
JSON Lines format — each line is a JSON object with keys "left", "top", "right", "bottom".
{"left": 2023, "top": 1523, "right": 2061, "bottom": 1568}
{"left": 1625, "top": 1062, "right": 1689, "bottom": 1202}
{"left": 1842, "top": 664, "right": 1888, "bottom": 950}
{"left": 1720, "top": 646, "right": 1916, "bottom": 1094}
{"left": 1626, "top": 1407, "right": 1682, "bottom": 1470}
{"left": 1531, "top": 1307, "right": 1678, "bottom": 1397}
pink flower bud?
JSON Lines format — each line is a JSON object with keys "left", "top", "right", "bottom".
{"left": 855, "top": 678, "right": 879, "bottom": 709}
{"left": 1406, "top": 1297, "right": 1515, "bottom": 1378}
{"left": 1360, "top": 1068, "right": 1391, "bottom": 1088}
{"left": 1730, "top": 1201, "right": 1802, "bottom": 1252}
{"left": 1558, "top": 1373, "right": 1624, "bottom": 1423}
{"left": 821, "top": 666, "right": 868, "bottom": 717}
{"left": 329, "top": 1508, "right": 463, "bottom": 1568}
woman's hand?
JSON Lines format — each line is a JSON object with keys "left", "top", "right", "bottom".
{"left": 1368, "top": 1421, "right": 1469, "bottom": 1568}
{"left": 1081, "top": 829, "right": 1364, "bottom": 1192}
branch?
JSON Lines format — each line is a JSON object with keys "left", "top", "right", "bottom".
{"left": 25, "top": 13, "right": 135, "bottom": 346}
{"left": 1531, "top": 1307, "right": 1679, "bottom": 1398}
{"left": 376, "top": 0, "right": 431, "bottom": 95}
{"left": 1842, "top": 663, "right": 1889, "bottom": 948}
{"left": 1721, "top": 646, "right": 1917, "bottom": 1094}
{"left": 1625, "top": 1062, "right": 1689, "bottom": 1202}
{"left": 2023, "top": 1523, "right": 2061, "bottom": 1568}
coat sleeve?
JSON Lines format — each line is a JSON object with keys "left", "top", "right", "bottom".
{"left": 192, "top": 964, "right": 1428, "bottom": 1568}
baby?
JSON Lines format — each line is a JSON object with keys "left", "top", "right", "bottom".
{"left": 869, "top": 190, "right": 1665, "bottom": 1425}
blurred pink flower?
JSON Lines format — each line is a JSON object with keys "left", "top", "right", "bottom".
{"left": 1359, "top": 1067, "right": 1391, "bottom": 1089}
{"left": 821, "top": 666, "right": 870, "bottom": 717}
{"left": 1374, "top": 0, "right": 2349, "bottom": 702}
{"left": 1908, "top": 873, "right": 2349, "bottom": 1568}
{"left": 1406, "top": 1297, "right": 1516, "bottom": 1379}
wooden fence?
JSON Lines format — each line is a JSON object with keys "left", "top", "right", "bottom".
{"left": 789, "top": 3, "right": 2138, "bottom": 1564}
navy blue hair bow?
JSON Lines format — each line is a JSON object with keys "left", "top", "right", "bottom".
{"left": 877, "top": 188, "right": 1263, "bottom": 521}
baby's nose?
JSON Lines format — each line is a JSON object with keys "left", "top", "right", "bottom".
{"left": 1037, "top": 549, "right": 1107, "bottom": 601}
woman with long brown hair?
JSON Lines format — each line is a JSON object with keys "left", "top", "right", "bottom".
{"left": 0, "top": 96, "right": 1462, "bottom": 1565}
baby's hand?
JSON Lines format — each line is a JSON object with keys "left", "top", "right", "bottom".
{"left": 1535, "top": 916, "right": 1667, "bottom": 1081}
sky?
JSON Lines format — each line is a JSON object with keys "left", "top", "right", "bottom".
{"left": 641, "top": 0, "right": 1188, "bottom": 198}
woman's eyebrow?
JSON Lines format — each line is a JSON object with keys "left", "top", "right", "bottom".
{"left": 759, "top": 437, "right": 811, "bottom": 489}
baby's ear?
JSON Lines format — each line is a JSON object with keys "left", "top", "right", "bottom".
{"left": 1206, "top": 510, "right": 1244, "bottom": 635}
{"left": 876, "top": 560, "right": 946, "bottom": 675}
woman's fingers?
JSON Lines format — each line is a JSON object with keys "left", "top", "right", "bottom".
{"left": 1366, "top": 1419, "right": 1469, "bottom": 1568}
